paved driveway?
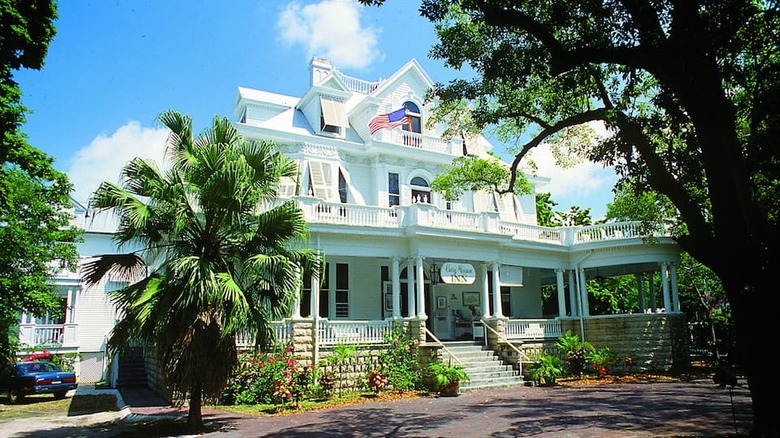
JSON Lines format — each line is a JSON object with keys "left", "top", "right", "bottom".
{"left": 1, "top": 379, "right": 752, "bottom": 437}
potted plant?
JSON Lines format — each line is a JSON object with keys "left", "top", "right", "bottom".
{"left": 428, "top": 360, "right": 469, "bottom": 396}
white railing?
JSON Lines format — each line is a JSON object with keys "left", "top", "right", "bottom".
{"left": 377, "top": 129, "right": 462, "bottom": 155}
{"left": 27, "top": 325, "right": 64, "bottom": 346}
{"left": 504, "top": 319, "right": 563, "bottom": 340}
{"left": 318, "top": 319, "right": 393, "bottom": 345}
{"left": 235, "top": 320, "right": 293, "bottom": 348}
{"left": 79, "top": 197, "right": 667, "bottom": 248}
{"left": 499, "top": 222, "right": 563, "bottom": 244}
{"left": 304, "top": 201, "right": 402, "bottom": 228}
{"left": 334, "top": 70, "right": 383, "bottom": 94}
{"left": 294, "top": 202, "right": 666, "bottom": 246}
{"left": 575, "top": 222, "right": 645, "bottom": 243}
{"left": 426, "top": 209, "right": 483, "bottom": 232}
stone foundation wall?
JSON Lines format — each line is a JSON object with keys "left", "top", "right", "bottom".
{"left": 560, "top": 313, "right": 690, "bottom": 372}
{"left": 491, "top": 314, "right": 690, "bottom": 374}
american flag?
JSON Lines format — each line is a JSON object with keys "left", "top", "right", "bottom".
{"left": 368, "top": 108, "right": 408, "bottom": 135}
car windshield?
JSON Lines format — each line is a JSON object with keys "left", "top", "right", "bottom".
{"left": 18, "top": 362, "right": 60, "bottom": 374}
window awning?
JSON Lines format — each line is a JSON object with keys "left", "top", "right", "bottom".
{"left": 320, "top": 96, "right": 348, "bottom": 128}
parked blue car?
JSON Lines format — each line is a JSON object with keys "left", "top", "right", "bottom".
{"left": 0, "top": 361, "right": 78, "bottom": 403}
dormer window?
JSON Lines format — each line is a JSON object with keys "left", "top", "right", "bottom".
{"left": 411, "top": 176, "right": 431, "bottom": 204}
{"left": 320, "top": 96, "right": 347, "bottom": 135}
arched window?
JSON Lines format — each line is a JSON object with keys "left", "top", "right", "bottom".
{"left": 402, "top": 102, "right": 421, "bottom": 133}
{"left": 410, "top": 176, "right": 431, "bottom": 204}
{"left": 402, "top": 101, "right": 422, "bottom": 147}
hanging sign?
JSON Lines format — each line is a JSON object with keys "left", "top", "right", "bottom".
{"left": 440, "top": 263, "right": 476, "bottom": 284}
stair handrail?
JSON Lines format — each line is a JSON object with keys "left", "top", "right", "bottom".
{"left": 479, "top": 318, "right": 531, "bottom": 375}
{"left": 423, "top": 327, "right": 464, "bottom": 366}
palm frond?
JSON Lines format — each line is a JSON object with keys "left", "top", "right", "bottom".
{"left": 81, "top": 253, "right": 146, "bottom": 288}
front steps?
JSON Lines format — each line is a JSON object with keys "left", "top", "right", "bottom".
{"left": 440, "top": 341, "right": 525, "bottom": 393}
{"left": 116, "top": 347, "right": 148, "bottom": 388}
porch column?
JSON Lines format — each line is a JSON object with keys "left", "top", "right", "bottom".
{"left": 568, "top": 270, "right": 578, "bottom": 317}
{"left": 670, "top": 262, "right": 681, "bottom": 312}
{"left": 311, "top": 268, "right": 321, "bottom": 365}
{"left": 391, "top": 257, "right": 401, "bottom": 318}
{"left": 555, "top": 269, "right": 566, "bottom": 317}
{"left": 311, "top": 270, "right": 320, "bottom": 319}
{"left": 492, "top": 261, "right": 502, "bottom": 317}
{"left": 480, "top": 263, "right": 490, "bottom": 317}
{"left": 661, "top": 263, "right": 671, "bottom": 312}
{"left": 636, "top": 273, "right": 646, "bottom": 311}
{"left": 406, "top": 258, "right": 416, "bottom": 317}
{"left": 579, "top": 267, "right": 590, "bottom": 317}
{"left": 416, "top": 256, "right": 425, "bottom": 317}
{"left": 649, "top": 272, "right": 657, "bottom": 310}
{"left": 292, "top": 266, "right": 302, "bottom": 318}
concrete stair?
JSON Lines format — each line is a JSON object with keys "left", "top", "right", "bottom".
{"left": 440, "top": 341, "right": 524, "bottom": 393}
{"left": 116, "top": 347, "right": 148, "bottom": 388}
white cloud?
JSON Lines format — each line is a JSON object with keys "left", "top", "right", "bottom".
{"left": 533, "top": 143, "right": 615, "bottom": 200}
{"left": 277, "top": 0, "right": 382, "bottom": 69}
{"left": 68, "top": 121, "right": 169, "bottom": 204}
{"left": 530, "top": 122, "right": 619, "bottom": 218}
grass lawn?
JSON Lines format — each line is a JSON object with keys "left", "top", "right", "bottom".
{"left": 0, "top": 393, "right": 119, "bottom": 421}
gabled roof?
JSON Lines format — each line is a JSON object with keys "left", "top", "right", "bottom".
{"left": 349, "top": 58, "right": 435, "bottom": 116}
{"left": 297, "top": 72, "right": 351, "bottom": 110}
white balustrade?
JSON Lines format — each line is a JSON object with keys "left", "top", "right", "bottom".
{"left": 32, "top": 325, "right": 64, "bottom": 346}
{"left": 504, "top": 319, "right": 562, "bottom": 340}
{"left": 318, "top": 319, "right": 393, "bottom": 345}
{"left": 377, "top": 129, "right": 462, "bottom": 155}
{"left": 575, "top": 222, "right": 643, "bottom": 243}
{"left": 235, "top": 320, "right": 292, "bottom": 348}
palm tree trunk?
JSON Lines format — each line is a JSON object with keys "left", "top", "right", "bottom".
{"left": 186, "top": 383, "right": 203, "bottom": 431}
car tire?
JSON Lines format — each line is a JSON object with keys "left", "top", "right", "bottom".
{"left": 9, "top": 389, "right": 23, "bottom": 404}
{"left": 53, "top": 390, "right": 67, "bottom": 400}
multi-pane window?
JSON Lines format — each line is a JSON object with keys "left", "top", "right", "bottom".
{"left": 388, "top": 172, "right": 400, "bottom": 207}
{"left": 335, "top": 263, "right": 349, "bottom": 318}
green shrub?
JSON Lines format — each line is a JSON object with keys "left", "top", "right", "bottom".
{"left": 376, "top": 326, "right": 421, "bottom": 391}
{"left": 527, "top": 353, "right": 563, "bottom": 386}
{"left": 221, "top": 343, "right": 313, "bottom": 406}
{"left": 588, "top": 346, "right": 618, "bottom": 377}
{"left": 556, "top": 330, "right": 594, "bottom": 377}
{"left": 19, "top": 350, "right": 80, "bottom": 372}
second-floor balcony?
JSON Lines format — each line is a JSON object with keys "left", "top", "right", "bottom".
{"left": 293, "top": 197, "right": 664, "bottom": 246}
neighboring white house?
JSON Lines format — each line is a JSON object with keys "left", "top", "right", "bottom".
{"left": 18, "top": 57, "right": 683, "bottom": 385}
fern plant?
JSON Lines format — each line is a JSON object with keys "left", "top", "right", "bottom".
{"left": 527, "top": 354, "right": 563, "bottom": 386}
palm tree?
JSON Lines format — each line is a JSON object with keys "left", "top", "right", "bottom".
{"left": 82, "top": 110, "right": 320, "bottom": 431}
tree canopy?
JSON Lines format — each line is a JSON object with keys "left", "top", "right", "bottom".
{"left": 362, "top": 0, "right": 779, "bottom": 434}
{"left": 82, "top": 110, "right": 321, "bottom": 431}
{"left": 0, "top": 0, "right": 80, "bottom": 365}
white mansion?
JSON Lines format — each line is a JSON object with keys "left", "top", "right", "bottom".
{"left": 19, "top": 58, "right": 685, "bottom": 386}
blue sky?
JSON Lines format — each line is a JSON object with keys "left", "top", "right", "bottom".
{"left": 15, "top": 0, "right": 617, "bottom": 219}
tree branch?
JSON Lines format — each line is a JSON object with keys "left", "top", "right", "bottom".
{"left": 503, "top": 109, "right": 607, "bottom": 192}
